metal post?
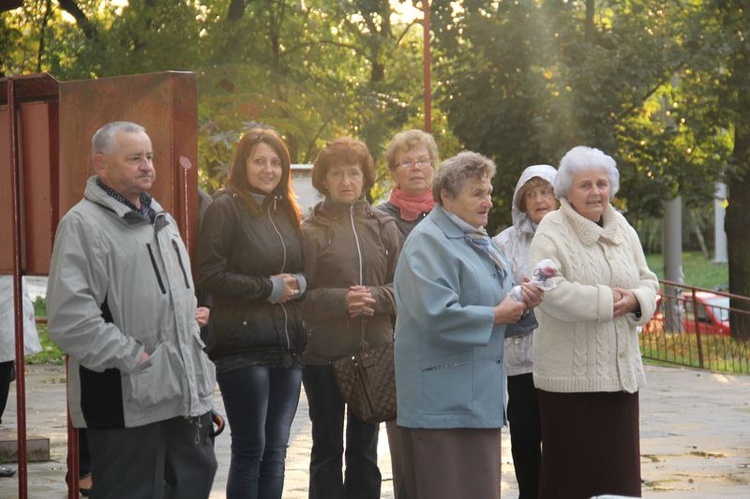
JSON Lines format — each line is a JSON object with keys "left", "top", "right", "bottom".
{"left": 714, "top": 183, "right": 728, "bottom": 263}
{"left": 663, "top": 196, "right": 683, "bottom": 332}
{"left": 8, "top": 75, "right": 29, "bottom": 499}
{"left": 422, "top": 0, "right": 431, "bottom": 133}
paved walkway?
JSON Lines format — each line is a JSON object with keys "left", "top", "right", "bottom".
{"left": 0, "top": 364, "right": 748, "bottom": 498}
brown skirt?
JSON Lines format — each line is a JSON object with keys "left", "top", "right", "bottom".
{"left": 401, "top": 427, "right": 502, "bottom": 499}
{"left": 537, "top": 390, "right": 641, "bottom": 499}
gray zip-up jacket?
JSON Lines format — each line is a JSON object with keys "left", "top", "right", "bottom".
{"left": 47, "top": 176, "right": 216, "bottom": 429}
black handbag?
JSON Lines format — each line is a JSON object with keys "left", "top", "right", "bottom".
{"left": 332, "top": 320, "right": 396, "bottom": 424}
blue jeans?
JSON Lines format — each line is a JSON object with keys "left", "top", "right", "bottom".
{"left": 217, "top": 365, "right": 302, "bottom": 499}
{"left": 303, "top": 364, "right": 381, "bottom": 499}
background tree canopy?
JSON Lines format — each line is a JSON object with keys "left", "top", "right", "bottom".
{"left": 2, "top": 0, "right": 748, "bottom": 301}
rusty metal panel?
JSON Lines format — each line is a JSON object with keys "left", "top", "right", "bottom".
{"left": 0, "top": 73, "right": 60, "bottom": 275}
{"left": 0, "top": 105, "right": 12, "bottom": 273}
{"left": 20, "top": 102, "right": 58, "bottom": 275}
{"left": 58, "top": 71, "right": 199, "bottom": 253}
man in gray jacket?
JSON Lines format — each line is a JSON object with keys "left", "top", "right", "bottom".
{"left": 47, "top": 121, "right": 217, "bottom": 498}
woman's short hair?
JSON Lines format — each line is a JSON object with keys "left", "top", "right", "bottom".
{"left": 311, "top": 137, "right": 376, "bottom": 196}
{"left": 226, "top": 127, "right": 301, "bottom": 226}
{"left": 433, "top": 151, "right": 496, "bottom": 205}
{"left": 554, "top": 146, "right": 620, "bottom": 200}
{"left": 384, "top": 129, "right": 440, "bottom": 171}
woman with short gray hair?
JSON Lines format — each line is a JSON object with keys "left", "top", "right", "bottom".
{"left": 394, "top": 151, "right": 543, "bottom": 499}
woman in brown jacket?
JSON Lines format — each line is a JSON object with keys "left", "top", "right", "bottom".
{"left": 300, "top": 137, "right": 402, "bottom": 499}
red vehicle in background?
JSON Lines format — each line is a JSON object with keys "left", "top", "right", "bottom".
{"left": 643, "top": 290, "right": 730, "bottom": 336}
{"left": 682, "top": 291, "right": 730, "bottom": 336}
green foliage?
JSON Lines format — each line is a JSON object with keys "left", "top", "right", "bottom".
{"left": 2, "top": 0, "right": 445, "bottom": 199}
{"left": 645, "top": 251, "right": 728, "bottom": 290}
{"left": 431, "top": 0, "right": 733, "bottom": 234}
{"left": 26, "top": 324, "right": 65, "bottom": 366}
{"left": 0, "top": 1, "right": 747, "bottom": 282}
{"left": 32, "top": 295, "right": 46, "bottom": 317}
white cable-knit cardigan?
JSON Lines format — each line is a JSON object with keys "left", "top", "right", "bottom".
{"left": 528, "top": 199, "right": 658, "bottom": 394}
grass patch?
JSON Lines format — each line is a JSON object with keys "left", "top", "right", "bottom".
{"left": 26, "top": 323, "right": 65, "bottom": 365}
{"left": 645, "top": 251, "right": 728, "bottom": 290}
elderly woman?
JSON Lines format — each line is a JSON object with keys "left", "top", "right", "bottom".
{"left": 377, "top": 129, "right": 439, "bottom": 234}
{"left": 300, "top": 137, "right": 402, "bottom": 499}
{"left": 493, "top": 164, "right": 558, "bottom": 499}
{"left": 528, "top": 146, "right": 658, "bottom": 498}
{"left": 394, "top": 151, "right": 543, "bottom": 499}
{"left": 376, "top": 128, "right": 439, "bottom": 499}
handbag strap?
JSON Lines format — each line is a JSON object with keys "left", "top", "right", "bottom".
{"left": 359, "top": 317, "right": 370, "bottom": 352}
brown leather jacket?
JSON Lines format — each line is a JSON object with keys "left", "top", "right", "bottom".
{"left": 300, "top": 198, "right": 403, "bottom": 364}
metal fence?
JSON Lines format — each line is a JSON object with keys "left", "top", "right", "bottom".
{"left": 639, "top": 280, "right": 750, "bottom": 374}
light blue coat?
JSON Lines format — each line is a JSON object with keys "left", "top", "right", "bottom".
{"left": 394, "top": 204, "right": 511, "bottom": 429}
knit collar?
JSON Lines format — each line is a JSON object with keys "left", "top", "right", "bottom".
{"left": 559, "top": 198, "right": 624, "bottom": 246}
{"left": 389, "top": 187, "right": 435, "bottom": 222}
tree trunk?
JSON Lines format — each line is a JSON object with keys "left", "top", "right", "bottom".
{"left": 725, "top": 1, "right": 750, "bottom": 339}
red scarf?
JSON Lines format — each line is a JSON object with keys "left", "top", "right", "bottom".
{"left": 389, "top": 188, "right": 435, "bottom": 222}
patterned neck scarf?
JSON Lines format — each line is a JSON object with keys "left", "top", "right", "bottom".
{"left": 445, "top": 210, "right": 509, "bottom": 283}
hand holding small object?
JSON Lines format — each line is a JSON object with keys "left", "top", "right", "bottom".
{"left": 510, "top": 258, "right": 558, "bottom": 302}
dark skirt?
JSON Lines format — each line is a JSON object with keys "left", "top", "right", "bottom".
{"left": 401, "top": 427, "right": 502, "bottom": 499}
{"left": 537, "top": 389, "right": 641, "bottom": 499}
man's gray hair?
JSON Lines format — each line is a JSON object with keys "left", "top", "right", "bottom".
{"left": 91, "top": 121, "right": 146, "bottom": 157}
{"left": 554, "top": 146, "right": 620, "bottom": 200}
{"left": 432, "top": 151, "right": 496, "bottom": 205}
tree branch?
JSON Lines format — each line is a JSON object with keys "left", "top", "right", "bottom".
{"left": 56, "top": 0, "right": 96, "bottom": 38}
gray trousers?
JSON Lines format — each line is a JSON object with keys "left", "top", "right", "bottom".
{"left": 87, "top": 413, "right": 217, "bottom": 499}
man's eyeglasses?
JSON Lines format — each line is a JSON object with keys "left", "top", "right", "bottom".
{"left": 397, "top": 157, "right": 432, "bottom": 169}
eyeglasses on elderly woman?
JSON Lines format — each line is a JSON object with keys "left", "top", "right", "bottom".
{"left": 396, "top": 157, "right": 432, "bottom": 170}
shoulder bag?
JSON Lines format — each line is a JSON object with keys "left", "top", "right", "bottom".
{"left": 332, "top": 319, "right": 396, "bottom": 424}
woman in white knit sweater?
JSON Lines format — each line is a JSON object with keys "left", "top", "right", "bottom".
{"left": 528, "top": 146, "right": 658, "bottom": 499}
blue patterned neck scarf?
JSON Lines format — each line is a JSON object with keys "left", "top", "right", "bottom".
{"left": 445, "top": 210, "right": 509, "bottom": 283}
{"left": 464, "top": 232, "right": 509, "bottom": 282}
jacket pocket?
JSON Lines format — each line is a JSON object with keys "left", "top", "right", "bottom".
{"left": 125, "top": 343, "right": 181, "bottom": 411}
{"left": 190, "top": 334, "right": 216, "bottom": 400}
{"left": 420, "top": 352, "right": 473, "bottom": 414}
{"left": 504, "top": 334, "right": 534, "bottom": 370}
{"left": 146, "top": 244, "right": 167, "bottom": 294}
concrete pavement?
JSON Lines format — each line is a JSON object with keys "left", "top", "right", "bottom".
{"left": 1, "top": 363, "right": 748, "bottom": 498}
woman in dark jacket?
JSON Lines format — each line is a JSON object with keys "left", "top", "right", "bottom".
{"left": 301, "top": 137, "right": 402, "bottom": 499}
{"left": 195, "top": 128, "right": 307, "bottom": 499}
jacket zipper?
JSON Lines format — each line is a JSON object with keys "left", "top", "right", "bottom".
{"left": 349, "top": 204, "right": 371, "bottom": 347}
{"left": 171, "top": 240, "right": 191, "bottom": 289}
{"left": 146, "top": 243, "right": 167, "bottom": 294}
{"left": 268, "top": 202, "right": 292, "bottom": 350}
{"left": 349, "top": 204, "right": 364, "bottom": 286}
